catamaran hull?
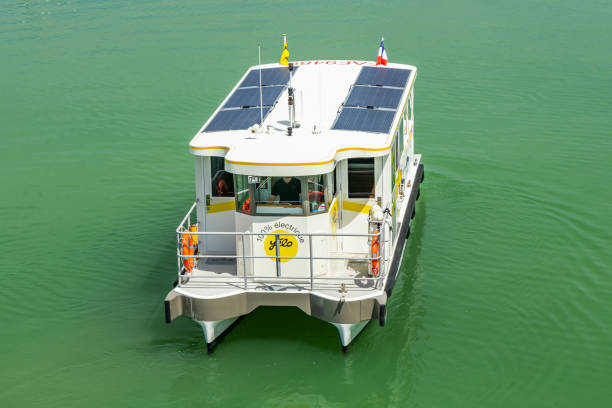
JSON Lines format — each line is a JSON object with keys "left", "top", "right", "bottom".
{"left": 165, "top": 289, "right": 387, "bottom": 326}
{"left": 166, "top": 289, "right": 385, "bottom": 351}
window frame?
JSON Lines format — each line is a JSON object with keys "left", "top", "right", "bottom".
{"left": 234, "top": 174, "right": 332, "bottom": 216}
{"left": 210, "top": 156, "right": 235, "bottom": 197}
{"left": 347, "top": 157, "right": 375, "bottom": 199}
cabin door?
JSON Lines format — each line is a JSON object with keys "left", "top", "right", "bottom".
{"left": 204, "top": 157, "right": 236, "bottom": 253}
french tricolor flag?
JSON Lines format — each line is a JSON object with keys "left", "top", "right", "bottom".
{"left": 377, "top": 37, "right": 388, "bottom": 66}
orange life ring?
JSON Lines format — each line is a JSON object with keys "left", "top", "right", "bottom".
{"left": 371, "top": 230, "right": 380, "bottom": 276}
{"left": 181, "top": 225, "right": 198, "bottom": 272}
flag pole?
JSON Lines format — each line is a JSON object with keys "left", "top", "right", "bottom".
{"left": 258, "top": 45, "right": 263, "bottom": 125}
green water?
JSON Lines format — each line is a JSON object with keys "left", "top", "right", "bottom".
{"left": 2, "top": 0, "right": 611, "bottom": 406}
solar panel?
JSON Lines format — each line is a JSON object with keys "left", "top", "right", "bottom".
{"left": 223, "top": 86, "right": 285, "bottom": 109}
{"left": 345, "top": 86, "right": 404, "bottom": 109}
{"left": 332, "top": 107, "right": 396, "bottom": 133}
{"left": 355, "top": 67, "right": 411, "bottom": 88}
{"left": 204, "top": 107, "right": 271, "bottom": 132}
{"left": 239, "top": 67, "right": 297, "bottom": 87}
{"left": 203, "top": 66, "right": 298, "bottom": 132}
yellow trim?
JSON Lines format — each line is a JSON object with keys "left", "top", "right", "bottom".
{"left": 225, "top": 158, "right": 334, "bottom": 166}
{"left": 342, "top": 200, "right": 371, "bottom": 214}
{"left": 223, "top": 145, "right": 392, "bottom": 167}
{"left": 395, "top": 169, "right": 402, "bottom": 192}
{"left": 393, "top": 169, "right": 402, "bottom": 215}
{"left": 336, "top": 146, "right": 391, "bottom": 153}
{"left": 189, "top": 146, "right": 230, "bottom": 151}
{"left": 207, "top": 200, "right": 236, "bottom": 214}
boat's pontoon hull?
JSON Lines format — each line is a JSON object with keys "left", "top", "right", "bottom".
{"left": 165, "top": 289, "right": 386, "bottom": 327}
{"left": 166, "top": 282, "right": 385, "bottom": 350}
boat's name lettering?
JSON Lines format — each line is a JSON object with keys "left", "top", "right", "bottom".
{"left": 294, "top": 60, "right": 375, "bottom": 66}
{"left": 268, "top": 238, "right": 293, "bottom": 251}
{"left": 264, "top": 229, "right": 299, "bottom": 262}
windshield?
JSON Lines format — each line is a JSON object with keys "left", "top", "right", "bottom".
{"left": 234, "top": 174, "right": 331, "bottom": 216}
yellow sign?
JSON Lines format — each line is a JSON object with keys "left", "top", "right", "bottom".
{"left": 264, "top": 230, "right": 298, "bottom": 262}
{"left": 393, "top": 169, "right": 402, "bottom": 215}
{"left": 329, "top": 199, "right": 338, "bottom": 234}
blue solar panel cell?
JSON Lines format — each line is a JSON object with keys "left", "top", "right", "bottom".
{"left": 223, "top": 86, "right": 285, "bottom": 109}
{"left": 345, "top": 86, "right": 404, "bottom": 109}
{"left": 332, "top": 107, "right": 396, "bottom": 133}
{"left": 202, "top": 66, "right": 298, "bottom": 132}
{"left": 239, "top": 67, "right": 296, "bottom": 87}
{"left": 204, "top": 107, "right": 271, "bottom": 132}
{"left": 355, "top": 67, "right": 411, "bottom": 88}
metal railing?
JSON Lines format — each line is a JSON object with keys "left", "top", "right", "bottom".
{"left": 175, "top": 201, "right": 390, "bottom": 291}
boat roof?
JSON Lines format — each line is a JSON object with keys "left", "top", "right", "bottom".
{"left": 189, "top": 60, "right": 417, "bottom": 176}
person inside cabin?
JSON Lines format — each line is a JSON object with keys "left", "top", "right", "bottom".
{"left": 269, "top": 177, "right": 301, "bottom": 204}
{"left": 213, "top": 170, "right": 233, "bottom": 197}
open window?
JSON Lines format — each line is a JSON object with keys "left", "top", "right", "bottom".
{"left": 255, "top": 176, "right": 304, "bottom": 215}
{"left": 348, "top": 158, "right": 375, "bottom": 198}
{"left": 211, "top": 156, "right": 234, "bottom": 197}
{"left": 234, "top": 173, "right": 331, "bottom": 216}
{"left": 307, "top": 174, "right": 328, "bottom": 213}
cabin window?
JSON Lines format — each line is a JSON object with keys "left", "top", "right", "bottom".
{"left": 403, "top": 106, "right": 409, "bottom": 136}
{"left": 407, "top": 90, "right": 413, "bottom": 121}
{"left": 391, "top": 141, "right": 396, "bottom": 192}
{"left": 399, "top": 111, "right": 405, "bottom": 153}
{"left": 307, "top": 174, "right": 328, "bottom": 213}
{"left": 395, "top": 129, "right": 400, "bottom": 171}
{"left": 403, "top": 107, "right": 410, "bottom": 165}
{"left": 234, "top": 174, "right": 251, "bottom": 214}
{"left": 234, "top": 174, "right": 331, "bottom": 216}
{"left": 332, "top": 167, "right": 337, "bottom": 197}
{"left": 254, "top": 176, "right": 304, "bottom": 216}
{"left": 348, "top": 158, "right": 375, "bottom": 198}
{"left": 211, "top": 156, "right": 234, "bottom": 197}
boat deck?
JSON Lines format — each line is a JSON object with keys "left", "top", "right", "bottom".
{"left": 175, "top": 251, "right": 385, "bottom": 301}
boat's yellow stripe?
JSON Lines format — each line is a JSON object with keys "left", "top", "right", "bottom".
{"left": 336, "top": 146, "right": 392, "bottom": 154}
{"left": 207, "top": 201, "right": 236, "bottom": 213}
{"left": 225, "top": 158, "right": 334, "bottom": 166}
{"left": 190, "top": 145, "right": 391, "bottom": 155}
{"left": 342, "top": 200, "right": 371, "bottom": 214}
{"left": 189, "top": 145, "right": 230, "bottom": 151}
{"left": 222, "top": 145, "right": 392, "bottom": 167}
{"left": 190, "top": 145, "right": 392, "bottom": 166}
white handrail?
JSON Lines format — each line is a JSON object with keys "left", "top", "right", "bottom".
{"left": 175, "top": 201, "right": 390, "bottom": 289}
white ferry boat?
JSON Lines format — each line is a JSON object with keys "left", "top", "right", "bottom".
{"left": 164, "top": 59, "right": 424, "bottom": 351}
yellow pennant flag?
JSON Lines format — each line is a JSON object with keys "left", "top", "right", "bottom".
{"left": 280, "top": 34, "right": 289, "bottom": 65}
